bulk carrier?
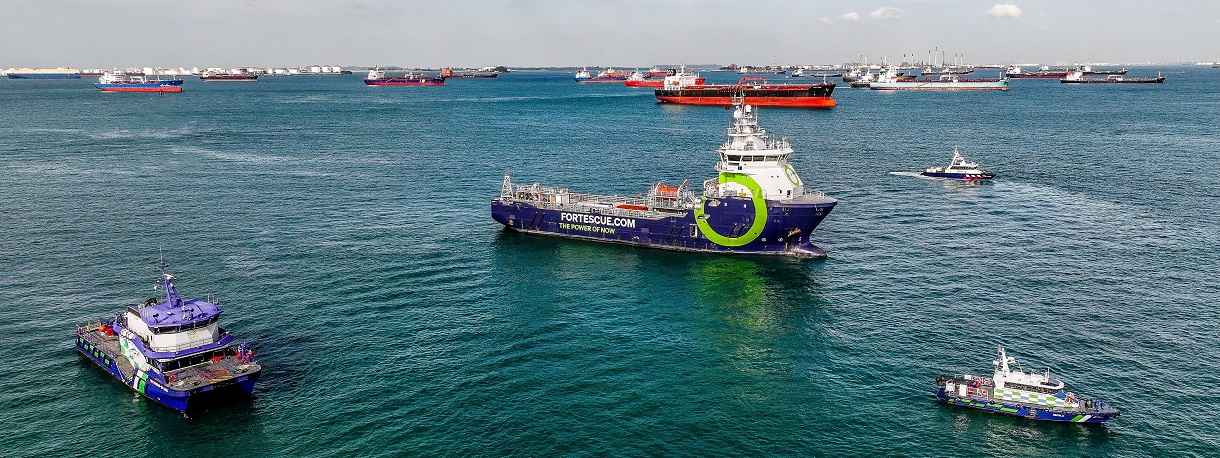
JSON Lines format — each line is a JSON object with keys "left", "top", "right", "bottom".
{"left": 491, "top": 98, "right": 837, "bottom": 257}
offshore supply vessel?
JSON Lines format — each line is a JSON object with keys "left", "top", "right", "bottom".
{"left": 74, "top": 260, "right": 261, "bottom": 413}
{"left": 491, "top": 98, "right": 837, "bottom": 257}
{"left": 935, "top": 347, "right": 1119, "bottom": 423}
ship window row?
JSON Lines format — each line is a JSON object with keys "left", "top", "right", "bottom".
{"left": 725, "top": 155, "right": 782, "bottom": 162}
{"left": 158, "top": 347, "right": 235, "bottom": 372}
{"left": 149, "top": 315, "right": 218, "bottom": 334}
{"left": 1004, "top": 382, "right": 1058, "bottom": 395}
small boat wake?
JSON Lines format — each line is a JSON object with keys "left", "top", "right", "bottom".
{"left": 888, "top": 171, "right": 936, "bottom": 179}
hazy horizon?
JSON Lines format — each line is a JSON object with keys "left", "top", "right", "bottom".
{"left": 2, "top": 1, "right": 1217, "bottom": 69}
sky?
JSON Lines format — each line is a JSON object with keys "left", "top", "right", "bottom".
{"left": 2, "top": 0, "right": 1218, "bottom": 69}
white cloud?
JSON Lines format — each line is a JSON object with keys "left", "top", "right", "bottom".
{"left": 839, "top": 12, "right": 860, "bottom": 22}
{"left": 819, "top": 17, "right": 833, "bottom": 25}
{"left": 869, "top": 7, "right": 904, "bottom": 20}
{"left": 986, "top": 4, "right": 1023, "bottom": 18}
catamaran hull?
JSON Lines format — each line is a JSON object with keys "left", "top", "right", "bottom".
{"left": 936, "top": 389, "right": 1119, "bottom": 423}
{"left": 75, "top": 333, "right": 258, "bottom": 413}
{"left": 491, "top": 196, "right": 835, "bottom": 258}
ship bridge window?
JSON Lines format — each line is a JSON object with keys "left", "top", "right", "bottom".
{"left": 159, "top": 347, "right": 235, "bottom": 372}
{"left": 765, "top": 155, "right": 777, "bottom": 161}
{"left": 727, "top": 155, "right": 742, "bottom": 162}
{"left": 1004, "top": 382, "right": 1057, "bottom": 395}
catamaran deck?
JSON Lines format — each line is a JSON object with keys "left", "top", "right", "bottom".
{"left": 77, "top": 321, "right": 260, "bottom": 391}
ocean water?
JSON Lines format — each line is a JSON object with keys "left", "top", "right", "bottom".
{"left": 1, "top": 68, "right": 1217, "bottom": 457}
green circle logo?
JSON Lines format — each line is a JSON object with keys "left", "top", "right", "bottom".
{"left": 694, "top": 173, "right": 768, "bottom": 247}
{"left": 783, "top": 165, "right": 801, "bottom": 186}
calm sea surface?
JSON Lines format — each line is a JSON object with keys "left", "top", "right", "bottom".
{"left": 1, "top": 68, "right": 1217, "bottom": 457}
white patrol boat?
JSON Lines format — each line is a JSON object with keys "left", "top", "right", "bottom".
{"left": 935, "top": 346, "right": 1119, "bottom": 423}
{"left": 920, "top": 147, "right": 996, "bottom": 180}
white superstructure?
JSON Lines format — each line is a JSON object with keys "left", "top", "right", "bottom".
{"left": 705, "top": 102, "right": 824, "bottom": 202}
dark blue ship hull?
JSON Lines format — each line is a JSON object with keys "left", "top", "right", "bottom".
{"left": 936, "top": 389, "right": 1118, "bottom": 423}
{"left": 920, "top": 171, "right": 995, "bottom": 180}
{"left": 491, "top": 195, "right": 835, "bottom": 257}
{"left": 75, "top": 332, "right": 258, "bottom": 414}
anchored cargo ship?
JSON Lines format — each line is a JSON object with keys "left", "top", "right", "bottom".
{"left": 75, "top": 260, "right": 261, "bottom": 413}
{"left": 200, "top": 70, "right": 258, "bottom": 81}
{"left": 491, "top": 98, "right": 837, "bottom": 257}
{"left": 1061, "top": 70, "right": 1164, "bottom": 84}
{"left": 870, "top": 73, "right": 1008, "bottom": 91}
{"left": 936, "top": 347, "right": 1119, "bottom": 423}
{"left": 655, "top": 75, "right": 836, "bottom": 108}
{"left": 441, "top": 68, "right": 499, "bottom": 78}
{"left": 94, "top": 71, "right": 184, "bottom": 93}
{"left": 1005, "top": 65, "right": 1070, "bottom": 79}
{"left": 575, "top": 67, "right": 629, "bottom": 83}
{"left": 624, "top": 67, "right": 705, "bottom": 87}
{"left": 363, "top": 69, "right": 445, "bottom": 86}
{"left": 6, "top": 67, "right": 81, "bottom": 78}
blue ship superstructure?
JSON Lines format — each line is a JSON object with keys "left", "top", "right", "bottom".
{"left": 935, "top": 346, "right": 1119, "bottom": 423}
{"left": 920, "top": 147, "right": 996, "bottom": 180}
{"left": 491, "top": 98, "right": 837, "bottom": 257}
{"left": 74, "top": 261, "right": 260, "bottom": 414}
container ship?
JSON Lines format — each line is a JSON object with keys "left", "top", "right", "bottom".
{"left": 75, "top": 260, "right": 261, "bottom": 414}
{"left": 491, "top": 98, "right": 837, "bottom": 258}
{"left": 6, "top": 67, "right": 81, "bottom": 78}
{"left": 655, "top": 73, "right": 835, "bottom": 108}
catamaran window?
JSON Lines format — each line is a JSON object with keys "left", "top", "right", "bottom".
{"left": 159, "top": 347, "right": 235, "bottom": 372}
{"left": 149, "top": 315, "right": 219, "bottom": 334}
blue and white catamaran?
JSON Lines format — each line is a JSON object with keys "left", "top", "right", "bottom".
{"left": 75, "top": 259, "right": 260, "bottom": 413}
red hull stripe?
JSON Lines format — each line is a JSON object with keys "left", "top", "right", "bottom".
{"left": 97, "top": 87, "right": 183, "bottom": 93}
{"left": 656, "top": 96, "right": 835, "bottom": 108}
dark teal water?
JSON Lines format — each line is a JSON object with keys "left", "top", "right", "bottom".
{"left": 1, "top": 69, "right": 1217, "bottom": 457}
